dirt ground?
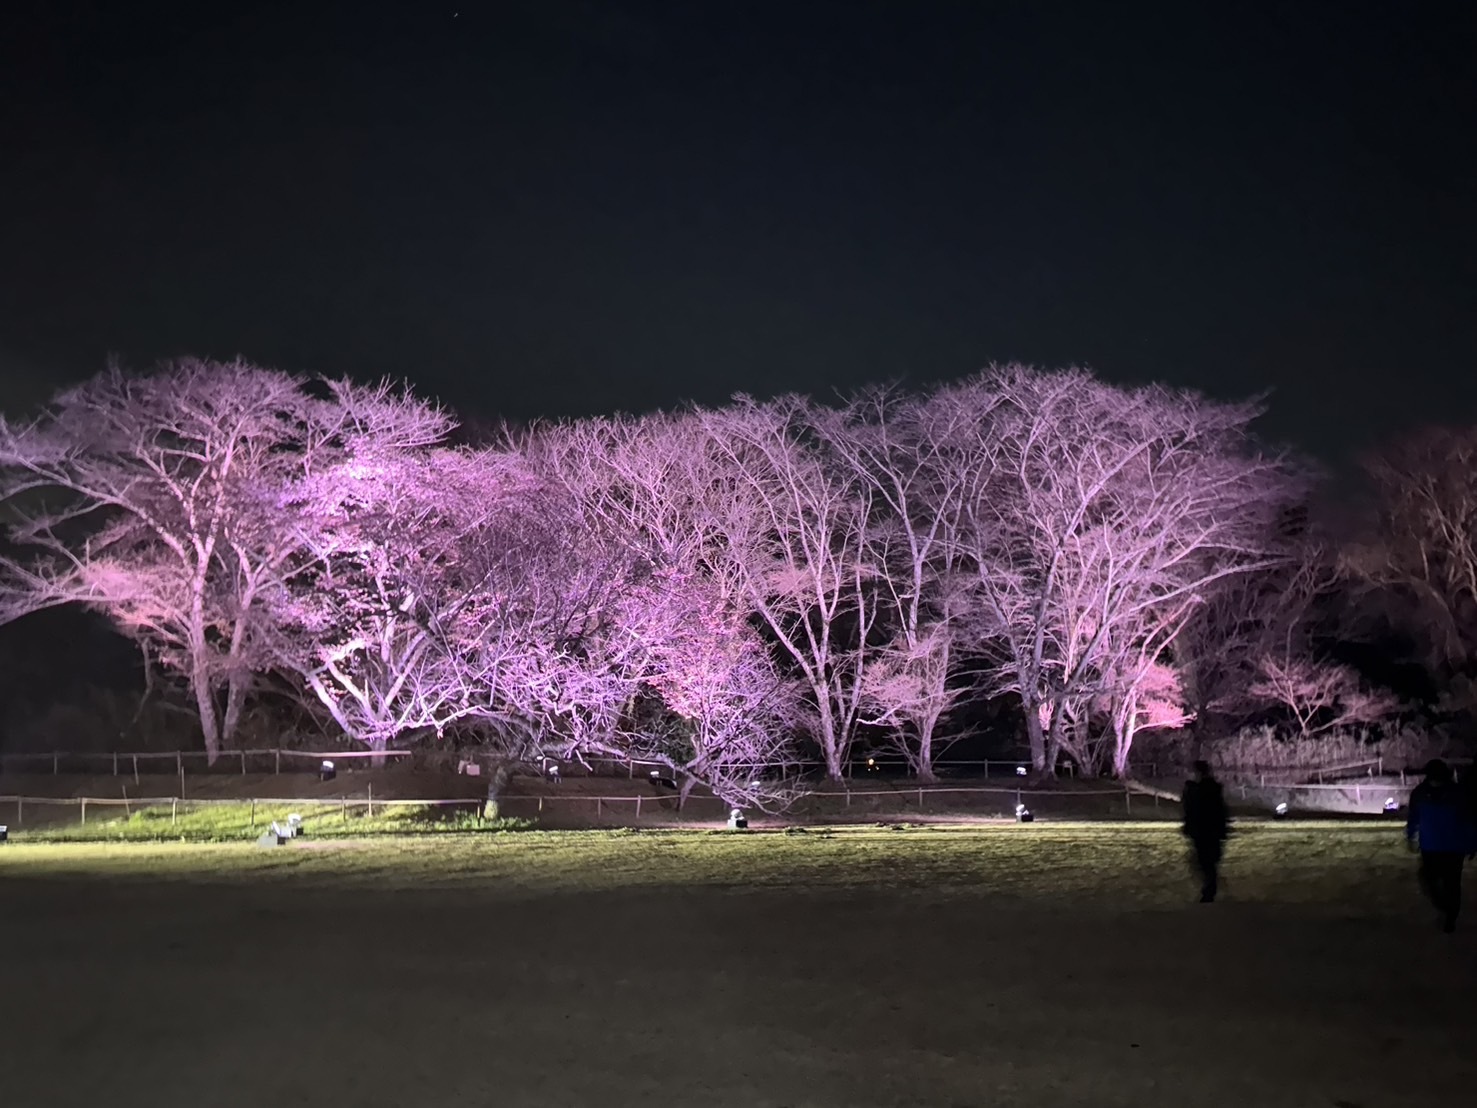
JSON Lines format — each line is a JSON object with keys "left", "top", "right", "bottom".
{"left": 0, "top": 826, "right": 1472, "bottom": 1108}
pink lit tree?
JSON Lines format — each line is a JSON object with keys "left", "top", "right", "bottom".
{"left": 524, "top": 414, "right": 808, "bottom": 803}
{"left": 814, "top": 387, "right": 979, "bottom": 780}
{"left": 0, "top": 359, "right": 452, "bottom": 761}
{"left": 950, "top": 365, "right": 1301, "bottom": 775}
{"left": 270, "top": 444, "right": 650, "bottom": 757}
{"left": 693, "top": 397, "right": 880, "bottom": 780}
{"left": 1245, "top": 654, "right": 1398, "bottom": 738}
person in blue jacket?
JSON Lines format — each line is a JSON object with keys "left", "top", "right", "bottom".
{"left": 1405, "top": 759, "right": 1477, "bottom": 933}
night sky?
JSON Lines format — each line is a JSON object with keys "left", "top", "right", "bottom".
{"left": 1, "top": 1, "right": 1474, "bottom": 460}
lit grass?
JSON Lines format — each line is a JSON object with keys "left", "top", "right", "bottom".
{"left": 0, "top": 821, "right": 1467, "bottom": 1108}
{"left": 0, "top": 821, "right": 1417, "bottom": 909}
{"left": 15, "top": 799, "right": 528, "bottom": 843}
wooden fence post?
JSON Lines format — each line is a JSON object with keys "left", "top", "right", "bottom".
{"left": 275, "top": 750, "right": 281, "bottom": 775}
{"left": 133, "top": 755, "right": 140, "bottom": 785}
{"left": 81, "top": 798, "right": 87, "bottom": 825}
{"left": 113, "top": 752, "right": 119, "bottom": 776}
{"left": 342, "top": 799, "right": 348, "bottom": 823}
{"left": 596, "top": 796, "right": 603, "bottom": 818}
{"left": 176, "top": 751, "right": 182, "bottom": 777}
{"left": 53, "top": 752, "right": 59, "bottom": 775}
{"left": 171, "top": 798, "right": 177, "bottom": 825}
{"left": 917, "top": 787, "right": 924, "bottom": 809}
{"left": 635, "top": 795, "right": 642, "bottom": 818}
{"left": 250, "top": 800, "right": 256, "bottom": 828}
{"left": 368, "top": 784, "right": 373, "bottom": 818}
{"left": 16, "top": 797, "right": 22, "bottom": 826}
{"left": 240, "top": 751, "right": 246, "bottom": 775}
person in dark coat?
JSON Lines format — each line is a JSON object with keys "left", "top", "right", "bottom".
{"left": 1181, "top": 760, "right": 1230, "bottom": 903}
{"left": 1405, "top": 759, "right": 1477, "bottom": 933}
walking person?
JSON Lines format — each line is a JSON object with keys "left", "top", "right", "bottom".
{"left": 1405, "top": 759, "right": 1477, "bottom": 933}
{"left": 1181, "top": 760, "right": 1230, "bottom": 903}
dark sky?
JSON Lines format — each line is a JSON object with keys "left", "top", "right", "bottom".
{"left": 1, "top": 1, "right": 1473, "bottom": 459}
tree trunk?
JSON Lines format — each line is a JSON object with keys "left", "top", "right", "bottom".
{"left": 1024, "top": 701, "right": 1048, "bottom": 773}
{"left": 1111, "top": 695, "right": 1137, "bottom": 779}
{"left": 190, "top": 664, "right": 221, "bottom": 765}
{"left": 815, "top": 690, "right": 844, "bottom": 779}
{"left": 222, "top": 671, "right": 249, "bottom": 749}
{"left": 914, "top": 710, "right": 943, "bottom": 783}
{"left": 188, "top": 578, "right": 219, "bottom": 763}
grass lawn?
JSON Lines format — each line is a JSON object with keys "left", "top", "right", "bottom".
{"left": 14, "top": 798, "right": 514, "bottom": 841}
{"left": 0, "top": 823, "right": 1471, "bottom": 1107}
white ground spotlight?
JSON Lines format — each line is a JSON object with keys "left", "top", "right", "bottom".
{"left": 1015, "top": 765, "right": 1028, "bottom": 777}
{"left": 1383, "top": 797, "right": 1399, "bottom": 814}
{"left": 0, "top": 825, "right": 8, "bottom": 843}
{"left": 1014, "top": 802, "right": 1034, "bottom": 823}
{"left": 320, "top": 759, "right": 336, "bottom": 782}
{"left": 287, "top": 813, "right": 304, "bottom": 838}
{"left": 1274, "top": 802, "right": 1289, "bottom": 819}
{"left": 727, "top": 808, "right": 748, "bottom": 830}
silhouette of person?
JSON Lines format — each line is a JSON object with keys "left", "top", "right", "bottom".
{"left": 1405, "top": 759, "right": 1477, "bottom": 933}
{"left": 1181, "top": 760, "right": 1230, "bottom": 903}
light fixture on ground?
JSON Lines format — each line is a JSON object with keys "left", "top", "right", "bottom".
{"left": 1015, "top": 765, "right": 1028, "bottom": 777}
{"left": 1014, "top": 802, "right": 1033, "bottom": 823}
{"left": 649, "top": 769, "right": 677, "bottom": 790}
{"left": 1383, "top": 797, "right": 1399, "bottom": 814}
{"left": 727, "top": 807, "right": 748, "bottom": 830}
{"left": 287, "top": 813, "right": 304, "bottom": 838}
{"left": 320, "top": 759, "right": 335, "bottom": 782}
{"left": 0, "top": 825, "right": 7, "bottom": 843}
{"left": 1274, "top": 802, "right": 1289, "bottom": 819}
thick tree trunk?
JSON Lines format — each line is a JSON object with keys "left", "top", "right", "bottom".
{"left": 1024, "top": 704, "right": 1048, "bottom": 774}
{"left": 190, "top": 664, "right": 221, "bottom": 765}
{"left": 188, "top": 577, "right": 219, "bottom": 764}
{"left": 815, "top": 689, "right": 844, "bottom": 779}
{"left": 1111, "top": 695, "right": 1137, "bottom": 779}
{"left": 222, "top": 671, "right": 249, "bottom": 749}
{"left": 913, "top": 709, "right": 943, "bottom": 783}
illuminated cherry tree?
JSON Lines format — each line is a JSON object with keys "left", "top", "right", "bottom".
{"left": 815, "top": 387, "right": 979, "bottom": 779}
{"left": 0, "top": 359, "right": 451, "bottom": 760}
{"left": 1246, "top": 655, "right": 1398, "bottom": 738}
{"left": 951, "top": 365, "right": 1301, "bottom": 774}
{"left": 526, "top": 415, "right": 808, "bottom": 802}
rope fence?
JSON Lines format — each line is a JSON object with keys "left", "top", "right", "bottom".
{"left": 0, "top": 772, "right": 1427, "bottom": 834}
{"left": 0, "top": 748, "right": 414, "bottom": 778}
{"left": 3, "top": 747, "right": 1454, "bottom": 783}
{"left": 0, "top": 783, "right": 1213, "bottom": 830}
